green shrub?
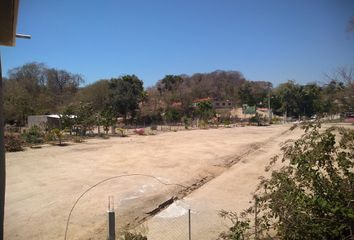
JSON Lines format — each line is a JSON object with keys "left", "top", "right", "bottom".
{"left": 220, "top": 123, "right": 354, "bottom": 239}
{"left": 99, "top": 133, "right": 110, "bottom": 139}
{"left": 117, "top": 128, "right": 127, "bottom": 137}
{"left": 150, "top": 125, "right": 158, "bottom": 131}
{"left": 5, "top": 133, "right": 24, "bottom": 152}
{"left": 51, "top": 128, "right": 64, "bottom": 145}
{"left": 23, "top": 125, "right": 44, "bottom": 144}
{"left": 44, "top": 131, "right": 56, "bottom": 142}
{"left": 121, "top": 232, "right": 147, "bottom": 240}
{"left": 249, "top": 113, "right": 266, "bottom": 126}
{"left": 199, "top": 120, "right": 208, "bottom": 129}
{"left": 73, "top": 136, "right": 84, "bottom": 143}
{"left": 223, "top": 119, "right": 231, "bottom": 126}
{"left": 271, "top": 116, "right": 281, "bottom": 124}
{"left": 183, "top": 117, "right": 191, "bottom": 129}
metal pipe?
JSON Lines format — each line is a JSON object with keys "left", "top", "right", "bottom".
{"left": 107, "top": 196, "right": 115, "bottom": 240}
{"left": 268, "top": 83, "right": 271, "bottom": 124}
{"left": 15, "top": 33, "right": 31, "bottom": 39}
{"left": 188, "top": 209, "right": 191, "bottom": 240}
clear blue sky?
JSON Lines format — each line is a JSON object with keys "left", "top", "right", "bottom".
{"left": 1, "top": 0, "right": 354, "bottom": 87}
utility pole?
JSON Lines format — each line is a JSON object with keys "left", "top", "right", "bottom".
{"left": 268, "top": 83, "right": 271, "bottom": 124}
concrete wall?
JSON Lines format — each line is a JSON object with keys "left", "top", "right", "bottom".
{"left": 27, "top": 115, "right": 60, "bottom": 130}
{"left": 28, "top": 115, "right": 48, "bottom": 129}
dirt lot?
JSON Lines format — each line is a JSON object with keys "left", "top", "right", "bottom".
{"left": 145, "top": 127, "right": 304, "bottom": 240}
{"left": 5, "top": 124, "right": 303, "bottom": 239}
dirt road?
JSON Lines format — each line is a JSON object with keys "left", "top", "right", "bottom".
{"left": 5, "top": 125, "right": 296, "bottom": 239}
{"left": 145, "top": 127, "right": 303, "bottom": 240}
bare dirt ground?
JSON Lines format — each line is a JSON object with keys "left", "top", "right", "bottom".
{"left": 145, "top": 127, "right": 304, "bottom": 240}
{"left": 5, "top": 124, "right": 305, "bottom": 240}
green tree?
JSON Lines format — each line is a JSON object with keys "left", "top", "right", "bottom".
{"left": 239, "top": 82, "right": 256, "bottom": 106}
{"left": 3, "top": 78, "right": 34, "bottom": 124}
{"left": 75, "top": 102, "right": 96, "bottom": 135}
{"left": 322, "top": 80, "right": 344, "bottom": 115}
{"left": 5, "top": 62, "right": 46, "bottom": 124}
{"left": 109, "top": 75, "right": 144, "bottom": 123}
{"left": 196, "top": 101, "right": 215, "bottom": 121}
{"left": 164, "top": 107, "right": 182, "bottom": 124}
{"left": 298, "top": 84, "right": 323, "bottom": 117}
{"left": 51, "top": 128, "right": 64, "bottom": 145}
{"left": 273, "top": 80, "right": 301, "bottom": 118}
{"left": 60, "top": 104, "right": 76, "bottom": 134}
{"left": 75, "top": 79, "right": 110, "bottom": 112}
{"left": 220, "top": 123, "right": 354, "bottom": 239}
{"left": 157, "top": 75, "right": 183, "bottom": 93}
{"left": 100, "top": 106, "right": 116, "bottom": 134}
{"left": 4, "top": 62, "right": 83, "bottom": 125}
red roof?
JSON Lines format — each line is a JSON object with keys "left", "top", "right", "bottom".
{"left": 192, "top": 97, "right": 213, "bottom": 103}
{"left": 171, "top": 102, "right": 182, "bottom": 107}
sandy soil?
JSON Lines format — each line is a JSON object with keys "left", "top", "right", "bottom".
{"left": 5, "top": 124, "right": 300, "bottom": 240}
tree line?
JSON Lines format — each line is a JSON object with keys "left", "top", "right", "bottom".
{"left": 3, "top": 62, "right": 354, "bottom": 128}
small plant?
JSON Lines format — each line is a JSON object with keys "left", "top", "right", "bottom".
{"left": 99, "top": 133, "right": 110, "bottom": 139}
{"left": 44, "top": 130, "right": 56, "bottom": 142}
{"left": 199, "top": 120, "right": 208, "bottom": 129}
{"left": 23, "top": 125, "right": 44, "bottom": 144}
{"left": 73, "top": 136, "right": 83, "bottom": 143}
{"left": 183, "top": 117, "right": 191, "bottom": 129}
{"left": 271, "top": 116, "right": 281, "bottom": 124}
{"left": 223, "top": 119, "right": 230, "bottom": 126}
{"left": 51, "top": 128, "right": 64, "bottom": 145}
{"left": 249, "top": 113, "right": 266, "bottom": 126}
{"left": 117, "top": 128, "right": 127, "bottom": 137}
{"left": 218, "top": 211, "right": 250, "bottom": 240}
{"left": 4, "top": 133, "right": 24, "bottom": 152}
{"left": 121, "top": 231, "right": 147, "bottom": 240}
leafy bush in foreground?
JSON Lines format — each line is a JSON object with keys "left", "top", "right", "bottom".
{"left": 220, "top": 122, "right": 354, "bottom": 239}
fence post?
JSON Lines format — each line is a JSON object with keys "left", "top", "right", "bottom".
{"left": 107, "top": 196, "right": 115, "bottom": 240}
{"left": 188, "top": 209, "right": 191, "bottom": 240}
